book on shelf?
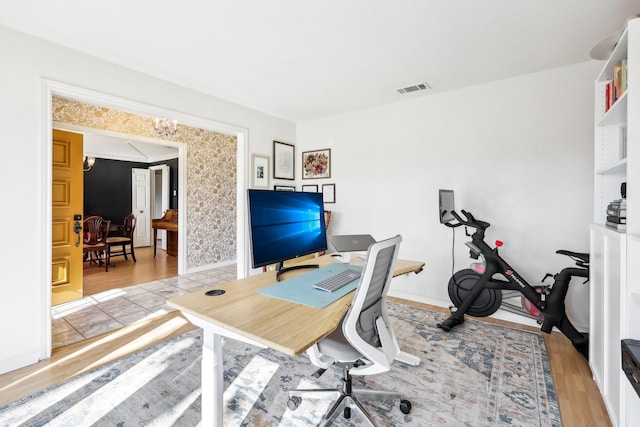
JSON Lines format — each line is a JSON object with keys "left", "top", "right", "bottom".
{"left": 614, "top": 63, "right": 622, "bottom": 100}
{"left": 607, "top": 215, "right": 627, "bottom": 224}
{"left": 606, "top": 221, "right": 627, "bottom": 231}
{"left": 607, "top": 210, "right": 627, "bottom": 218}
{"left": 604, "top": 59, "right": 628, "bottom": 111}
{"left": 621, "top": 59, "right": 627, "bottom": 95}
{"left": 607, "top": 198, "right": 627, "bottom": 216}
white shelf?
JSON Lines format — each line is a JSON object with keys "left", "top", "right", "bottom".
{"left": 591, "top": 18, "right": 639, "bottom": 427}
{"left": 597, "top": 158, "right": 627, "bottom": 175}
{"left": 598, "top": 92, "right": 628, "bottom": 127}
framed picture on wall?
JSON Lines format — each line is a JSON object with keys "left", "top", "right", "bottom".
{"left": 322, "top": 183, "right": 336, "bottom": 203}
{"left": 273, "top": 141, "right": 295, "bottom": 180}
{"left": 302, "top": 184, "right": 319, "bottom": 193}
{"left": 274, "top": 185, "right": 295, "bottom": 191}
{"left": 302, "top": 148, "right": 331, "bottom": 179}
{"left": 251, "top": 154, "right": 269, "bottom": 189}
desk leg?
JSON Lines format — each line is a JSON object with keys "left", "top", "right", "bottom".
{"left": 153, "top": 228, "right": 158, "bottom": 257}
{"left": 202, "top": 331, "right": 224, "bottom": 427}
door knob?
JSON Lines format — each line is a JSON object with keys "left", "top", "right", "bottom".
{"left": 73, "top": 221, "right": 82, "bottom": 247}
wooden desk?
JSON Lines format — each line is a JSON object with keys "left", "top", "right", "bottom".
{"left": 167, "top": 254, "right": 424, "bottom": 426}
{"left": 152, "top": 209, "right": 178, "bottom": 257}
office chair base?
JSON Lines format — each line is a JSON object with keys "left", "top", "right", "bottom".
{"left": 288, "top": 387, "right": 410, "bottom": 427}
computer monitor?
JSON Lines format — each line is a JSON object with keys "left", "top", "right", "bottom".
{"left": 247, "top": 189, "right": 327, "bottom": 280}
{"left": 439, "top": 189, "right": 455, "bottom": 223}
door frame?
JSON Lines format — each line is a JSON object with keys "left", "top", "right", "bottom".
{"left": 149, "top": 164, "right": 171, "bottom": 250}
{"left": 41, "top": 79, "right": 249, "bottom": 359}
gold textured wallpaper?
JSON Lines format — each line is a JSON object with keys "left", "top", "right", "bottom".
{"left": 52, "top": 96, "right": 237, "bottom": 269}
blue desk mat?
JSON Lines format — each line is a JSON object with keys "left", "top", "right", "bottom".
{"left": 258, "top": 263, "right": 363, "bottom": 308}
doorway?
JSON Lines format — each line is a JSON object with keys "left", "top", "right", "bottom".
{"left": 43, "top": 79, "right": 249, "bottom": 359}
{"left": 149, "top": 164, "right": 171, "bottom": 252}
{"left": 56, "top": 131, "right": 179, "bottom": 296}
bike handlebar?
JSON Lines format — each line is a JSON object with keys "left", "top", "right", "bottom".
{"left": 445, "top": 209, "right": 491, "bottom": 230}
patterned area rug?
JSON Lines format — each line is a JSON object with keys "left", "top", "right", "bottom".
{"left": 0, "top": 303, "right": 561, "bottom": 426}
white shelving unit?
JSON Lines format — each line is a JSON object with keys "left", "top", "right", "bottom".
{"left": 590, "top": 18, "right": 640, "bottom": 427}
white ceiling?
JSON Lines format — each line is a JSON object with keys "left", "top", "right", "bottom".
{"left": 2, "top": 1, "right": 639, "bottom": 123}
{"left": 83, "top": 133, "right": 178, "bottom": 164}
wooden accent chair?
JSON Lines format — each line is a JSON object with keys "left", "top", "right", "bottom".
{"left": 324, "top": 210, "right": 332, "bottom": 229}
{"left": 107, "top": 213, "right": 137, "bottom": 263}
{"left": 82, "top": 215, "right": 111, "bottom": 272}
{"left": 318, "top": 210, "right": 332, "bottom": 256}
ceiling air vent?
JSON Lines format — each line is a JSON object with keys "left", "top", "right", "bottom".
{"left": 397, "top": 82, "right": 431, "bottom": 94}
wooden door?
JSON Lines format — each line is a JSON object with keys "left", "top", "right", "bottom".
{"left": 52, "top": 129, "right": 84, "bottom": 306}
{"left": 132, "top": 168, "right": 151, "bottom": 247}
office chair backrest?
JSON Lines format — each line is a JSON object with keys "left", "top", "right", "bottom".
{"left": 342, "top": 234, "right": 402, "bottom": 375}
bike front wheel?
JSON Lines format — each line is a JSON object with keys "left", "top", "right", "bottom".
{"left": 448, "top": 269, "right": 502, "bottom": 317}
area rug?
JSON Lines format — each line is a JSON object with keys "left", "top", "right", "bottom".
{"left": 0, "top": 302, "right": 561, "bottom": 426}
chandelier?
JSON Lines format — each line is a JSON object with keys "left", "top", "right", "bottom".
{"left": 154, "top": 118, "right": 178, "bottom": 136}
{"left": 83, "top": 155, "right": 96, "bottom": 172}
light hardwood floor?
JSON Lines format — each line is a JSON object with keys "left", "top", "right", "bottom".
{"left": 83, "top": 245, "right": 178, "bottom": 296}
{"left": 0, "top": 255, "right": 611, "bottom": 426}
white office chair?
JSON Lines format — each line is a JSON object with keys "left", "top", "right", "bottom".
{"left": 287, "top": 234, "right": 412, "bottom": 426}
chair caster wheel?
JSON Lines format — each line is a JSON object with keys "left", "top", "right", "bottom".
{"left": 287, "top": 396, "right": 301, "bottom": 411}
{"left": 344, "top": 407, "right": 351, "bottom": 419}
{"left": 400, "top": 399, "right": 412, "bottom": 414}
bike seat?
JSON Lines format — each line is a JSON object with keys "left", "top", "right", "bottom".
{"left": 556, "top": 250, "right": 589, "bottom": 265}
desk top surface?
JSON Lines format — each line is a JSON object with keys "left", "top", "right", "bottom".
{"left": 167, "top": 255, "right": 424, "bottom": 356}
{"left": 152, "top": 210, "right": 178, "bottom": 230}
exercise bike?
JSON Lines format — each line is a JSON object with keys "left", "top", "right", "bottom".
{"left": 437, "top": 209, "right": 590, "bottom": 358}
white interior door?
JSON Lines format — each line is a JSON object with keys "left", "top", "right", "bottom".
{"left": 150, "top": 165, "right": 170, "bottom": 250}
{"left": 132, "top": 168, "right": 151, "bottom": 247}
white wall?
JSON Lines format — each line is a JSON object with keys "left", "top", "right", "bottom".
{"left": 297, "top": 61, "right": 601, "bottom": 330}
{"left": 0, "top": 26, "right": 295, "bottom": 374}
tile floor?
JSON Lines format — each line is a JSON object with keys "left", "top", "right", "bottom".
{"left": 52, "top": 264, "right": 238, "bottom": 349}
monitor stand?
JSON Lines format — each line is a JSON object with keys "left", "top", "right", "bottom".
{"left": 275, "top": 262, "right": 319, "bottom": 282}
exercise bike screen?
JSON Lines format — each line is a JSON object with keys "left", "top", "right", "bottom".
{"left": 439, "top": 189, "right": 455, "bottom": 223}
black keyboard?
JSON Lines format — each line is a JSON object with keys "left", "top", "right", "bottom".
{"left": 313, "top": 269, "right": 361, "bottom": 292}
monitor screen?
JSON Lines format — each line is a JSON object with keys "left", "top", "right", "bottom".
{"left": 247, "top": 189, "right": 327, "bottom": 269}
{"left": 439, "top": 189, "right": 455, "bottom": 223}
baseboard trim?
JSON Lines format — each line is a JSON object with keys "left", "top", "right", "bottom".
{"left": 0, "top": 349, "right": 40, "bottom": 376}
{"left": 185, "top": 259, "right": 236, "bottom": 275}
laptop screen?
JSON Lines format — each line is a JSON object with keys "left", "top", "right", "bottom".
{"left": 330, "top": 234, "right": 376, "bottom": 252}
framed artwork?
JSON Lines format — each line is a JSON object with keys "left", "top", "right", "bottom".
{"left": 322, "top": 183, "right": 336, "bottom": 203}
{"left": 302, "top": 184, "right": 319, "bottom": 193}
{"left": 302, "top": 148, "right": 331, "bottom": 179}
{"left": 274, "top": 185, "right": 295, "bottom": 191}
{"left": 273, "top": 141, "right": 295, "bottom": 180}
{"left": 251, "top": 154, "right": 269, "bottom": 189}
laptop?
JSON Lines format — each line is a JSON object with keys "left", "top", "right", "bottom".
{"left": 330, "top": 234, "right": 377, "bottom": 252}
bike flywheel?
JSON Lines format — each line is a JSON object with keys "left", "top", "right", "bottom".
{"left": 448, "top": 269, "right": 502, "bottom": 317}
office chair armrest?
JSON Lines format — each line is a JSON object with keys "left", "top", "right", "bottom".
{"left": 306, "top": 344, "right": 333, "bottom": 369}
{"left": 350, "top": 316, "right": 396, "bottom": 376}
{"left": 376, "top": 314, "right": 400, "bottom": 358}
